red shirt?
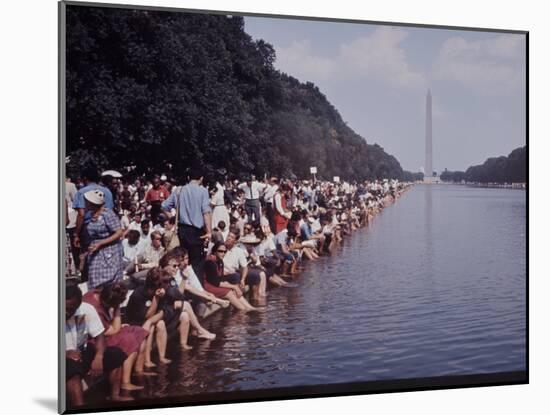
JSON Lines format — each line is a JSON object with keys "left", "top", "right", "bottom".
{"left": 145, "top": 186, "right": 170, "bottom": 203}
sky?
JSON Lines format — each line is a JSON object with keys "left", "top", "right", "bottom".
{"left": 244, "top": 16, "right": 526, "bottom": 173}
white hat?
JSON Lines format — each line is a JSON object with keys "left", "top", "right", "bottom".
{"left": 160, "top": 174, "right": 167, "bottom": 181}
{"left": 101, "top": 169, "right": 122, "bottom": 178}
{"left": 239, "top": 234, "right": 261, "bottom": 244}
{"left": 84, "top": 189, "right": 105, "bottom": 205}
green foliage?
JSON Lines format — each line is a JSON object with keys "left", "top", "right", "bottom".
{"left": 439, "top": 146, "right": 526, "bottom": 183}
{"left": 66, "top": 7, "right": 404, "bottom": 180}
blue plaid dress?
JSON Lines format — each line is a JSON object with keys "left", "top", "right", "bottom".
{"left": 85, "top": 208, "right": 124, "bottom": 288}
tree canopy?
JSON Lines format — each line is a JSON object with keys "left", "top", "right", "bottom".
{"left": 440, "top": 146, "right": 526, "bottom": 183}
{"left": 66, "top": 6, "right": 405, "bottom": 181}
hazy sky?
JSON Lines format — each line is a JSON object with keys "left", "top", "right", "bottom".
{"left": 244, "top": 17, "right": 526, "bottom": 172}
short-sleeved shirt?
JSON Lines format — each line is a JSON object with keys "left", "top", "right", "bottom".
{"left": 223, "top": 246, "right": 248, "bottom": 275}
{"left": 161, "top": 182, "right": 211, "bottom": 228}
{"left": 256, "top": 237, "right": 276, "bottom": 257}
{"left": 66, "top": 302, "right": 105, "bottom": 351}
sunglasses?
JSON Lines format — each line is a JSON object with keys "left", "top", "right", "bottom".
{"left": 217, "top": 249, "right": 227, "bottom": 253}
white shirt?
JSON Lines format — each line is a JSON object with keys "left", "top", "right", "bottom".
{"left": 175, "top": 266, "right": 204, "bottom": 292}
{"left": 120, "top": 215, "right": 131, "bottom": 230}
{"left": 311, "top": 218, "right": 322, "bottom": 233}
{"left": 256, "top": 236, "right": 276, "bottom": 257}
{"left": 263, "top": 184, "right": 278, "bottom": 203}
{"left": 122, "top": 239, "right": 141, "bottom": 263}
{"left": 223, "top": 246, "right": 248, "bottom": 274}
{"left": 238, "top": 181, "right": 267, "bottom": 200}
{"left": 66, "top": 302, "right": 104, "bottom": 351}
{"left": 212, "top": 183, "right": 225, "bottom": 206}
{"left": 128, "top": 221, "right": 141, "bottom": 231}
{"left": 274, "top": 192, "right": 286, "bottom": 215}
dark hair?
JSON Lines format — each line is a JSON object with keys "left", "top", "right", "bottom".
{"left": 170, "top": 246, "right": 188, "bottom": 260}
{"left": 145, "top": 268, "right": 164, "bottom": 291}
{"left": 141, "top": 219, "right": 150, "bottom": 227}
{"left": 99, "top": 282, "right": 128, "bottom": 308}
{"left": 66, "top": 284, "right": 83, "bottom": 303}
{"left": 188, "top": 166, "right": 205, "bottom": 180}
{"left": 82, "top": 167, "right": 100, "bottom": 183}
{"left": 159, "top": 251, "right": 181, "bottom": 269}
{"left": 218, "top": 220, "right": 226, "bottom": 230}
{"left": 126, "top": 229, "right": 140, "bottom": 241}
{"left": 212, "top": 242, "right": 226, "bottom": 254}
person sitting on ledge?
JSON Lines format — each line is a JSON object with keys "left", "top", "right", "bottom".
{"left": 203, "top": 242, "right": 264, "bottom": 312}
{"left": 83, "top": 282, "right": 152, "bottom": 392}
{"left": 65, "top": 284, "right": 131, "bottom": 405}
{"left": 125, "top": 268, "right": 172, "bottom": 367}
{"left": 158, "top": 254, "right": 216, "bottom": 350}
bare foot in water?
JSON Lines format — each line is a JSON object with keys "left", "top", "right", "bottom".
{"left": 179, "top": 344, "right": 193, "bottom": 350}
{"left": 121, "top": 383, "right": 144, "bottom": 391}
{"left": 144, "top": 361, "right": 157, "bottom": 368}
{"left": 159, "top": 357, "right": 172, "bottom": 364}
{"left": 198, "top": 331, "right": 216, "bottom": 340}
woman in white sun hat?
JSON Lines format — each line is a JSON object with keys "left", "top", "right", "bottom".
{"left": 83, "top": 189, "right": 124, "bottom": 288}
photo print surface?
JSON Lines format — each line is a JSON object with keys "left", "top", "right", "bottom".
{"left": 60, "top": 1, "right": 527, "bottom": 413}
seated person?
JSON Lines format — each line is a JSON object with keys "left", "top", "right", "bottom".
{"left": 122, "top": 230, "right": 142, "bottom": 267}
{"left": 125, "top": 268, "right": 171, "bottom": 366}
{"left": 223, "top": 231, "right": 266, "bottom": 300}
{"left": 203, "top": 242, "right": 263, "bottom": 312}
{"left": 170, "top": 247, "right": 230, "bottom": 312}
{"left": 299, "top": 209, "right": 325, "bottom": 252}
{"left": 66, "top": 284, "right": 130, "bottom": 405}
{"left": 252, "top": 229, "right": 292, "bottom": 288}
{"left": 125, "top": 231, "right": 165, "bottom": 284}
{"left": 273, "top": 226, "right": 298, "bottom": 276}
{"left": 161, "top": 216, "right": 180, "bottom": 252}
{"left": 83, "top": 283, "right": 151, "bottom": 392}
{"left": 158, "top": 256, "right": 216, "bottom": 349}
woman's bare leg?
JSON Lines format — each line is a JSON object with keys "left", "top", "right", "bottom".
{"left": 225, "top": 291, "right": 247, "bottom": 311}
{"left": 179, "top": 311, "right": 192, "bottom": 350}
{"left": 109, "top": 367, "right": 134, "bottom": 401}
{"left": 143, "top": 323, "right": 156, "bottom": 368}
{"left": 155, "top": 320, "right": 171, "bottom": 364}
{"left": 121, "top": 352, "right": 143, "bottom": 390}
{"left": 183, "top": 301, "right": 215, "bottom": 340}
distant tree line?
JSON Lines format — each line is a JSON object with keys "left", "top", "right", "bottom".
{"left": 66, "top": 6, "right": 406, "bottom": 181}
{"left": 440, "top": 146, "right": 526, "bottom": 183}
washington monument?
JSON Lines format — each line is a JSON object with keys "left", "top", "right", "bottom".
{"left": 424, "top": 89, "right": 433, "bottom": 182}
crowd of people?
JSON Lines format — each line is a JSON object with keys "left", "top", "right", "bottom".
{"left": 64, "top": 165, "right": 410, "bottom": 406}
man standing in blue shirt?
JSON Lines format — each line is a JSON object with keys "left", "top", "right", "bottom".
{"left": 72, "top": 167, "right": 114, "bottom": 250}
{"left": 162, "top": 167, "right": 212, "bottom": 271}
